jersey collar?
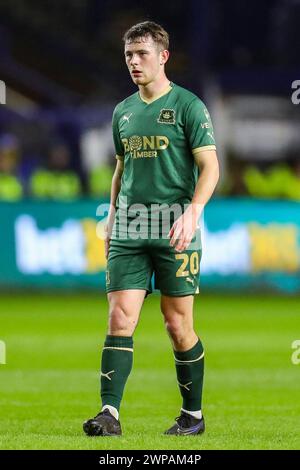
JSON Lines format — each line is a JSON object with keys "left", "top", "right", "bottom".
{"left": 138, "top": 82, "right": 173, "bottom": 104}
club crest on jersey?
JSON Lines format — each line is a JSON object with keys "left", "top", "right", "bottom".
{"left": 157, "top": 108, "right": 175, "bottom": 125}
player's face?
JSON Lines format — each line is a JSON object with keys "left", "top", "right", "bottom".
{"left": 124, "top": 36, "right": 163, "bottom": 86}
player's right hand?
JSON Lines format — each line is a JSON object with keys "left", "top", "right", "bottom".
{"left": 105, "top": 237, "right": 110, "bottom": 259}
{"left": 104, "top": 224, "right": 111, "bottom": 259}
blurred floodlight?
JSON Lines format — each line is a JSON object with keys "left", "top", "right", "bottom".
{"left": 0, "top": 81, "right": 6, "bottom": 104}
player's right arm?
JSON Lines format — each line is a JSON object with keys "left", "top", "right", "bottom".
{"left": 105, "top": 104, "right": 125, "bottom": 258}
{"left": 104, "top": 158, "right": 124, "bottom": 259}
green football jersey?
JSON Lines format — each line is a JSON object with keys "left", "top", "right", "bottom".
{"left": 112, "top": 81, "right": 216, "bottom": 213}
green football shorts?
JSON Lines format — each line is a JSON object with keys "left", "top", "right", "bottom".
{"left": 106, "top": 230, "right": 202, "bottom": 297}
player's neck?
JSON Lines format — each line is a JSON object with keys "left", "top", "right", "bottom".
{"left": 138, "top": 76, "right": 171, "bottom": 103}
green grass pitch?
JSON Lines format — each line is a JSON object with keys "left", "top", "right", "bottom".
{"left": 0, "top": 292, "right": 299, "bottom": 450}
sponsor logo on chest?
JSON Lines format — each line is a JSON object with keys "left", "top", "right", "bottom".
{"left": 122, "top": 135, "right": 169, "bottom": 159}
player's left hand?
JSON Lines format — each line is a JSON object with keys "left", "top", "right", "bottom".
{"left": 168, "top": 203, "right": 203, "bottom": 252}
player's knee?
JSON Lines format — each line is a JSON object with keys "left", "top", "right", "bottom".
{"left": 164, "top": 317, "right": 186, "bottom": 342}
{"left": 108, "top": 305, "right": 135, "bottom": 334}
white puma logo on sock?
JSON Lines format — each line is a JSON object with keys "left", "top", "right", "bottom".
{"left": 101, "top": 370, "right": 115, "bottom": 381}
{"left": 178, "top": 381, "right": 192, "bottom": 391}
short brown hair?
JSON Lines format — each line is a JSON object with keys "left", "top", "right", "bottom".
{"left": 123, "top": 21, "right": 169, "bottom": 50}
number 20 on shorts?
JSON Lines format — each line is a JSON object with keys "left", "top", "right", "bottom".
{"left": 175, "top": 251, "right": 200, "bottom": 277}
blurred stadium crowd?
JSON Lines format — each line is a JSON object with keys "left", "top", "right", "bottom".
{"left": 0, "top": 0, "right": 299, "bottom": 201}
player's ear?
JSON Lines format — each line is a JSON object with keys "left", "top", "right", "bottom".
{"left": 160, "top": 49, "right": 169, "bottom": 66}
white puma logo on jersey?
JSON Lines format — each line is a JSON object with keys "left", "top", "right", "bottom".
{"left": 186, "top": 277, "right": 194, "bottom": 285}
{"left": 178, "top": 381, "right": 193, "bottom": 391}
{"left": 122, "top": 113, "right": 132, "bottom": 123}
{"left": 204, "top": 108, "right": 210, "bottom": 121}
{"left": 101, "top": 369, "right": 115, "bottom": 381}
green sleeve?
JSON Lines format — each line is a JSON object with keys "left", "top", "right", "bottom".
{"left": 112, "top": 105, "right": 124, "bottom": 160}
{"left": 184, "top": 98, "right": 216, "bottom": 156}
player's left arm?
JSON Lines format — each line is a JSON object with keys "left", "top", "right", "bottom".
{"left": 169, "top": 150, "right": 219, "bottom": 252}
{"left": 192, "top": 149, "right": 219, "bottom": 206}
{"left": 169, "top": 98, "right": 220, "bottom": 251}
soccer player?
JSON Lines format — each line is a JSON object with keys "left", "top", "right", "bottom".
{"left": 83, "top": 21, "right": 219, "bottom": 436}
